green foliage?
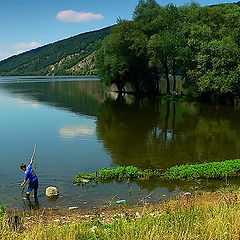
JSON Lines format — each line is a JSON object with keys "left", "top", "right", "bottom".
{"left": 96, "top": 1, "right": 240, "bottom": 99}
{"left": 166, "top": 159, "right": 240, "bottom": 180}
{"left": 73, "top": 166, "right": 164, "bottom": 184}
{"left": 73, "top": 172, "right": 96, "bottom": 184}
{"left": 74, "top": 159, "right": 240, "bottom": 184}
{"left": 0, "top": 205, "right": 5, "bottom": 217}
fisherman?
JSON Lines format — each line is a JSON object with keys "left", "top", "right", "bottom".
{"left": 20, "top": 153, "right": 38, "bottom": 199}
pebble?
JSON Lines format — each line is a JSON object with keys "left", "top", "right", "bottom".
{"left": 69, "top": 207, "right": 79, "bottom": 210}
{"left": 135, "top": 212, "right": 141, "bottom": 218}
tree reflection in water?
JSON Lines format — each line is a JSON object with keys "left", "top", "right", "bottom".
{"left": 96, "top": 97, "right": 240, "bottom": 170}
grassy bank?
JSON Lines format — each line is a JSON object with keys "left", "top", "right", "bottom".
{"left": 2, "top": 187, "right": 240, "bottom": 239}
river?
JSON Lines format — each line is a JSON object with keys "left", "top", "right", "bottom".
{"left": 0, "top": 76, "right": 240, "bottom": 209}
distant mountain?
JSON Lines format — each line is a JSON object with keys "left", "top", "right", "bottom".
{"left": 0, "top": 26, "right": 111, "bottom": 76}
{"left": 210, "top": 1, "right": 240, "bottom": 7}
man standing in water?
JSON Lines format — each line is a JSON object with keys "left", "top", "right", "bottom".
{"left": 20, "top": 153, "right": 38, "bottom": 199}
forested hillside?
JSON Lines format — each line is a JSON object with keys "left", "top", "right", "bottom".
{"left": 0, "top": 26, "right": 111, "bottom": 76}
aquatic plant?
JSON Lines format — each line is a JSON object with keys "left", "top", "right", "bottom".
{"left": 74, "top": 159, "right": 240, "bottom": 185}
{"left": 73, "top": 172, "right": 96, "bottom": 184}
{"left": 73, "top": 166, "right": 164, "bottom": 185}
{"left": 165, "top": 159, "right": 240, "bottom": 180}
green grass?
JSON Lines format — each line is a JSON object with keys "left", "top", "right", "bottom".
{"left": 0, "top": 205, "right": 5, "bottom": 218}
{"left": 165, "top": 159, "right": 240, "bottom": 180}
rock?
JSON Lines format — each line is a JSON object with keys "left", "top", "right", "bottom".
{"left": 69, "top": 207, "right": 79, "bottom": 210}
{"left": 46, "top": 186, "right": 59, "bottom": 197}
{"left": 135, "top": 212, "right": 141, "bottom": 218}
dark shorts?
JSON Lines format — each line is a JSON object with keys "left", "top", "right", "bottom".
{"left": 26, "top": 179, "right": 38, "bottom": 195}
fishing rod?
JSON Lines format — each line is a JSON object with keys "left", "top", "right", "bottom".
{"left": 21, "top": 144, "right": 37, "bottom": 198}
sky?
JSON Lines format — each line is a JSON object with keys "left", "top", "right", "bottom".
{"left": 0, "top": 0, "right": 237, "bottom": 61}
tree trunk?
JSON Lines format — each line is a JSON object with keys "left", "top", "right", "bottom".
{"left": 165, "top": 63, "right": 171, "bottom": 94}
{"left": 173, "top": 59, "right": 176, "bottom": 92}
{"left": 154, "top": 66, "right": 159, "bottom": 95}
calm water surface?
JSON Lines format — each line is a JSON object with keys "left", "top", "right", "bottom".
{"left": 0, "top": 76, "right": 240, "bottom": 209}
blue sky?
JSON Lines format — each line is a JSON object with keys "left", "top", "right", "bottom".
{"left": 0, "top": 0, "right": 236, "bottom": 61}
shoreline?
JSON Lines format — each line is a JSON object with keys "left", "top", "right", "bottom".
{"left": 5, "top": 185, "right": 240, "bottom": 226}
{"left": 3, "top": 186, "right": 240, "bottom": 239}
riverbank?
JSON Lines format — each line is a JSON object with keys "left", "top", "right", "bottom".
{"left": 2, "top": 186, "right": 240, "bottom": 239}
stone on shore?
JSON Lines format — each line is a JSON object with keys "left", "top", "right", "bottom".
{"left": 46, "top": 186, "right": 59, "bottom": 197}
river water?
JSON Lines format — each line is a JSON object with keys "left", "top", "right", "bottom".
{"left": 0, "top": 76, "right": 240, "bottom": 210}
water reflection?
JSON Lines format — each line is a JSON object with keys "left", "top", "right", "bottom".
{"left": 59, "top": 124, "right": 95, "bottom": 139}
{"left": 96, "top": 98, "right": 240, "bottom": 169}
{"left": 0, "top": 80, "right": 108, "bottom": 116}
{"left": 1, "top": 80, "right": 240, "bottom": 169}
{"left": 24, "top": 196, "right": 40, "bottom": 210}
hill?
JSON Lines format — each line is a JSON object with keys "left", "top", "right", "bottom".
{"left": 0, "top": 26, "right": 111, "bottom": 76}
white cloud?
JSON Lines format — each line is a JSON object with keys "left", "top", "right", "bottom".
{"left": 13, "top": 42, "right": 41, "bottom": 50}
{"left": 0, "top": 42, "right": 41, "bottom": 61}
{"left": 59, "top": 124, "right": 95, "bottom": 139}
{"left": 56, "top": 10, "right": 104, "bottom": 23}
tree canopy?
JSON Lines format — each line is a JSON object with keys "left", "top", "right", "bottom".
{"left": 96, "top": 1, "right": 240, "bottom": 100}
